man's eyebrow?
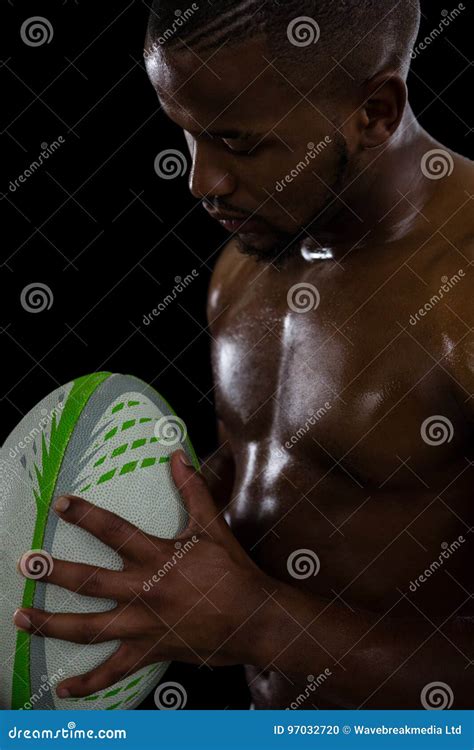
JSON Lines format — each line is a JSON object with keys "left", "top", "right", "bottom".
{"left": 197, "top": 127, "right": 258, "bottom": 139}
{"left": 157, "top": 97, "right": 259, "bottom": 139}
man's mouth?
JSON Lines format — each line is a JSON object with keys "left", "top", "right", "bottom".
{"left": 219, "top": 217, "right": 268, "bottom": 234}
{"left": 205, "top": 207, "right": 269, "bottom": 235}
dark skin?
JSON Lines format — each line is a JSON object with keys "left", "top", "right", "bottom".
{"left": 15, "top": 34, "right": 474, "bottom": 707}
{"left": 14, "top": 453, "right": 272, "bottom": 695}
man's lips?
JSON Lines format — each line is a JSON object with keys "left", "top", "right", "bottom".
{"left": 219, "top": 217, "right": 267, "bottom": 234}
{"left": 206, "top": 210, "right": 268, "bottom": 234}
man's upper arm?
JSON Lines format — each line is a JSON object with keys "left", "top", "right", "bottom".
{"left": 206, "top": 239, "right": 241, "bottom": 331}
{"left": 202, "top": 240, "right": 238, "bottom": 507}
{"left": 438, "top": 260, "right": 474, "bottom": 420}
{"left": 201, "top": 418, "right": 235, "bottom": 511}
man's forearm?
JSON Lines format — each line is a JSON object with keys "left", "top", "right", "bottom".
{"left": 200, "top": 447, "right": 235, "bottom": 511}
{"left": 253, "top": 576, "right": 473, "bottom": 708}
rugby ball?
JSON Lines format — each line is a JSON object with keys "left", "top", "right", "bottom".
{"left": 0, "top": 372, "right": 198, "bottom": 710}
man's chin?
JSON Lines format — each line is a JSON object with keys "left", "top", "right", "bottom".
{"left": 235, "top": 230, "right": 302, "bottom": 267}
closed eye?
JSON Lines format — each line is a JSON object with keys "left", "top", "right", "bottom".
{"left": 188, "top": 128, "right": 262, "bottom": 157}
{"left": 224, "top": 141, "right": 260, "bottom": 157}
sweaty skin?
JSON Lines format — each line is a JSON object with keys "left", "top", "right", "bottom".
{"left": 13, "top": 27, "right": 474, "bottom": 710}
{"left": 205, "top": 158, "right": 474, "bottom": 707}
{"left": 148, "top": 34, "right": 474, "bottom": 708}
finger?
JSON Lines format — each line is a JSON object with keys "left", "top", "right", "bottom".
{"left": 53, "top": 495, "right": 157, "bottom": 562}
{"left": 170, "top": 450, "right": 227, "bottom": 539}
{"left": 54, "top": 643, "right": 144, "bottom": 699}
{"left": 17, "top": 553, "right": 134, "bottom": 602}
{"left": 13, "top": 605, "right": 145, "bottom": 643}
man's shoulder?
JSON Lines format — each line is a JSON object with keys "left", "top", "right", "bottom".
{"left": 400, "top": 144, "right": 474, "bottom": 411}
{"left": 424, "top": 203, "right": 474, "bottom": 413}
{"left": 206, "top": 239, "right": 254, "bottom": 328}
{"left": 423, "top": 147, "right": 474, "bottom": 265}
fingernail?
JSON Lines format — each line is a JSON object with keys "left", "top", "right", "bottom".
{"left": 54, "top": 496, "right": 70, "bottom": 513}
{"left": 14, "top": 609, "right": 31, "bottom": 631}
{"left": 57, "top": 687, "right": 70, "bottom": 699}
{"left": 178, "top": 450, "right": 193, "bottom": 467}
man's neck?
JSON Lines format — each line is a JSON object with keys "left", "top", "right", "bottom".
{"left": 302, "top": 107, "right": 441, "bottom": 259}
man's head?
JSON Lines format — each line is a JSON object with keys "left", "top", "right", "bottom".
{"left": 145, "top": 0, "right": 421, "bottom": 264}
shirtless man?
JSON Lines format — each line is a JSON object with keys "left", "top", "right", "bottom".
{"left": 14, "top": 0, "right": 474, "bottom": 709}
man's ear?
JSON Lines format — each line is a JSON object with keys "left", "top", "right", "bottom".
{"left": 358, "top": 73, "right": 407, "bottom": 149}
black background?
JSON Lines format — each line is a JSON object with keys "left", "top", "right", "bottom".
{"left": 1, "top": 0, "right": 472, "bottom": 710}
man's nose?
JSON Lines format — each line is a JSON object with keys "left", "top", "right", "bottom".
{"left": 188, "top": 143, "right": 237, "bottom": 199}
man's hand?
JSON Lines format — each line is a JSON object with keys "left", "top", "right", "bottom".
{"left": 13, "top": 450, "right": 272, "bottom": 699}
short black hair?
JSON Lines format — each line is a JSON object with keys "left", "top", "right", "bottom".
{"left": 145, "top": 0, "right": 421, "bottom": 92}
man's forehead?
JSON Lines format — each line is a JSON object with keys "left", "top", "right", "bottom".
{"left": 145, "top": 38, "right": 292, "bottom": 116}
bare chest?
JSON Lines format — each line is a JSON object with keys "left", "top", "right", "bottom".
{"left": 210, "top": 263, "right": 474, "bottom": 614}
{"left": 212, "top": 289, "right": 467, "bottom": 487}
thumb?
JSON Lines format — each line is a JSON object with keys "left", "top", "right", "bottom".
{"left": 170, "top": 450, "right": 225, "bottom": 540}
